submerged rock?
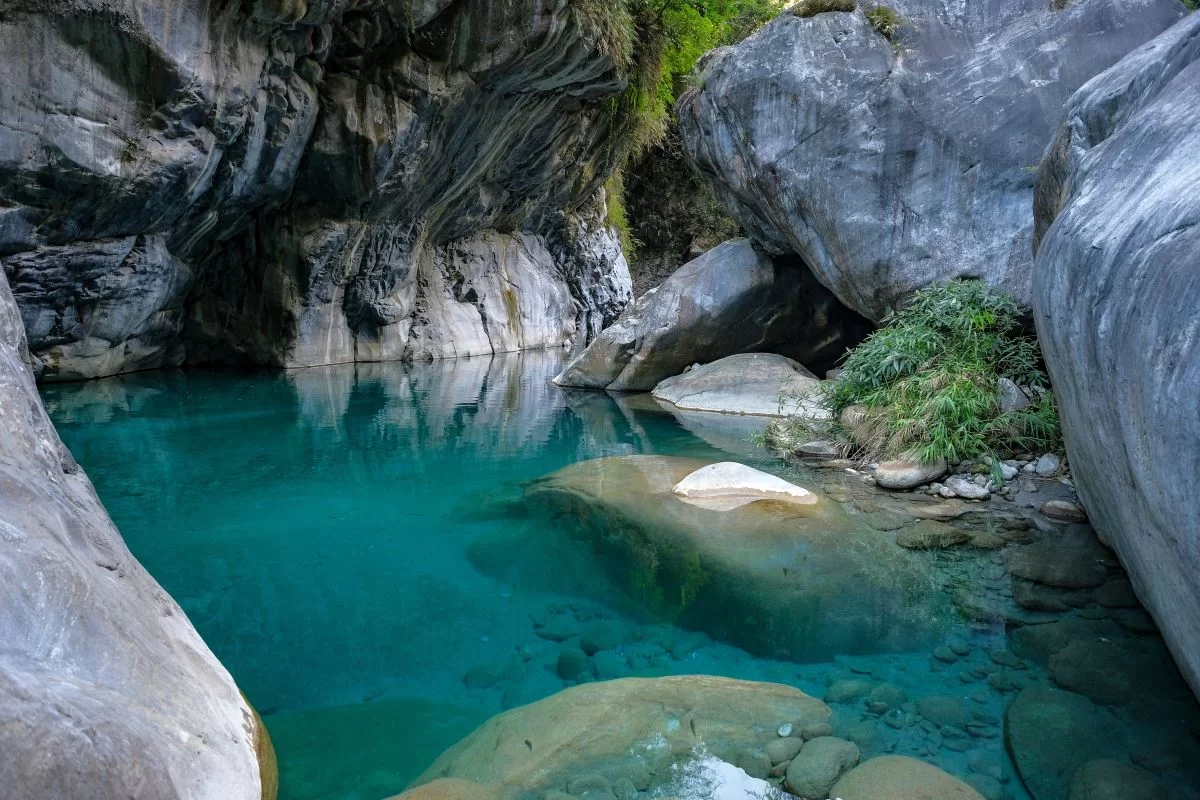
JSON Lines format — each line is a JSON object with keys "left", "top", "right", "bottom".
{"left": 783, "top": 736, "right": 860, "bottom": 798}
{"left": 408, "top": 676, "right": 830, "bottom": 799}
{"left": 831, "top": 755, "right": 985, "bottom": 800}
{"left": 652, "top": 352, "right": 827, "bottom": 418}
{"left": 553, "top": 239, "right": 870, "bottom": 391}
{"left": 524, "top": 455, "right": 949, "bottom": 661}
{"left": 1005, "top": 686, "right": 1122, "bottom": 800}
{"left": 1032, "top": 10, "right": 1200, "bottom": 698}
{"left": 0, "top": 274, "right": 268, "bottom": 795}
{"left": 1004, "top": 526, "right": 1111, "bottom": 589}
{"left": 678, "top": 0, "right": 1185, "bottom": 320}
{"left": 1067, "top": 759, "right": 1164, "bottom": 800}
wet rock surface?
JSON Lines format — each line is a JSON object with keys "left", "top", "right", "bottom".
{"left": 677, "top": 0, "right": 1186, "bottom": 320}
{"left": 1032, "top": 10, "right": 1200, "bottom": 700}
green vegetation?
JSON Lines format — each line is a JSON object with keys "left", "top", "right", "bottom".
{"left": 1183, "top": 0, "right": 1199, "bottom": 11}
{"left": 865, "top": 4, "right": 903, "bottom": 38}
{"left": 576, "top": 0, "right": 785, "bottom": 159}
{"left": 823, "top": 280, "right": 1061, "bottom": 465}
{"left": 604, "top": 172, "right": 639, "bottom": 259}
{"left": 791, "top": 0, "right": 856, "bottom": 18}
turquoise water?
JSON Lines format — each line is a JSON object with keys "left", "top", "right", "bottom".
{"left": 41, "top": 351, "right": 1200, "bottom": 800}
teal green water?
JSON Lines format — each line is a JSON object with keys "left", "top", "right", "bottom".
{"left": 41, "top": 351, "right": 1200, "bottom": 800}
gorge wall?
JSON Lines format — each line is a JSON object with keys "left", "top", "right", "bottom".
{"left": 1032, "top": 12, "right": 1200, "bottom": 698}
{"left": 0, "top": 0, "right": 635, "bottom": 381}
{"left": 0, "top": 267, "right": 269, "bottom": 797}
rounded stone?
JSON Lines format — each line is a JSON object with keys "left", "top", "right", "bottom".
{"left": 764, "top": 737, "right": 804, "bottom": 765}
{"left": 784, "top": 736, "right": 860, "bottom": 799}
{"left": 874, "top": 459, "right": 947, "bottom": 490}
{"left": 830, "top": 755, "right": 984, "bottom": 800}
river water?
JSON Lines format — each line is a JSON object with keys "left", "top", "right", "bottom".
{"left": 41, "top": 351, "right": 1200, "bottom": 800}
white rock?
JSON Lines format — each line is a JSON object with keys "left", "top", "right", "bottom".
{"left": 652, "top": 352, "right": 828, "bottom": 418}
{"left": 946, "top": 476, "right": 990, "bottom": 500}
{"left": 672, "top": 462, "right": 818, "bottom": 510}
{"left": 999, "top": 463, "right": 1019, "bottom": 481}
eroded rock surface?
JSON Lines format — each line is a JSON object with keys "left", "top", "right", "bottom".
{"left": 0, "top": 0, "right": 634, "bottom": 378}
{"left": 554, "top": 239, "right": 870, "bottom": 391}
{"left": 1032, "top": 11, "right": 1200, "bottom": 699}
{"left": 678, "top": 0, "right": 1186, "bottom": 320}
{"left": 0, "top": 271, "right": 269, "bottom": 797}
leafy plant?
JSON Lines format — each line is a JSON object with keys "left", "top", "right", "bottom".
{"left": 823, "top": 280, "right": 1062, "bottom": 464}
{"left": 865, "top": 4, "right": 903, "bottom": 38}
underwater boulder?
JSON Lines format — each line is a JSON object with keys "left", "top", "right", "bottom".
{"left": 407, "top": 675, "right": 829, "bottom": 799}
{"left": 524, "top": 455, "right": 949, "bottom": 661}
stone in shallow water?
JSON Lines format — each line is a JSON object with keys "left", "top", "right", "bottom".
{"left": 831, "top": 756, "right": 985, "bottom": 800}
{"left": 1068, "top": 759, "right": 1163, "bottom": 800}
{"left": 874, "top": 459, "right": 947, "bottom": 490}
{"left": 407, "top": 676, "right": 830, "bottom": 799}
{"left": 1004, "top": 527, "right": 1111, "bottom": 589}
{"left": 895, "top": 520, "right": 969, "bottom": 550}
{"left": 784, "top": 736, "right": 860, "bottom": 798}
{"left": 524, "top": 455, "right": 948, "bottom": 661}
{"left": 1005, "top": 686, "right": 1123, "bottom": 800}
{"left": 652, "top": 352, "right": 828, "bottom": 419}
{"left": 672, "top": 461, "right": 818, "bottom": 510}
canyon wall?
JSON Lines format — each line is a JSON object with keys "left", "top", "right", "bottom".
{"left": 0, "top": 0, "right": 634, "bottom": 380}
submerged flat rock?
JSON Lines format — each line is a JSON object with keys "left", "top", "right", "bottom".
{"left": 407, "top": 676, "right": 829, "bottom": 800}
{"left": 673, "top": 461, "right": 818, "bottom": 510}
{"left": 652, "top": 353, "right": 827, "bottom": 418}
{"left": 525, "top": 455, "right": 948, "bottom": 660}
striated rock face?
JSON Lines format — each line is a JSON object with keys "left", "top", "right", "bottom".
{"left": 677, "top": 0, "right": 1186, "bottom": 321}
{"left": 0, "top": 271, "right": 270, "bottom": 797}
{"left": 0, "top": 0, "right": 632, "bottom": 379}
{"left": 1032, "top": 12, "right": 1200, "bottom": 699}
{"left": 554, "top": 239, "right": 870, "bottom": 391}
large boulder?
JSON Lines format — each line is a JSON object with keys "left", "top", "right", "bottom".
{"left": 0, "top": 270, "right": 270, "bottom": 797}
{"left": 553, "top": 239, "right": 870, "bottom": 391}
{"left": 523, "top": 455, "right": 949, "bottom": 660}
{"left": 1031, "top": 11, "right": 1200, "bottom": 699}
{"left": 678, "top": 0, "right": 1186, "bottom": 321}
{"left": 831, "top": 755, "right": 985, "bottom": 800}
{"left": 408, "top": 676, "right": 831, "bottom": 799}
{"left": 0, "top": 0, "right": 634, "bottom": 378}
{"left": 652, "top": 352, "right": 827, "bottom": 417}
{"left": 1005, "top": 686, "right": 1124, "bottom": 800}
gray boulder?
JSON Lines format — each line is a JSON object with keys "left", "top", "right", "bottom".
{"left": 553, "top": 239, "right": 869, "bottom": 391}
{"left": 0, "top": 272, "right": 269, "bottom": 798}
{"left": 678, "top": 0, "right": 1186, "bottom": 321}
{"left": 1031, "top": 11, "right": 1200, "bottom": 699}
{"left": 652, "top": 352, "right": 826, "bottom": 417}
